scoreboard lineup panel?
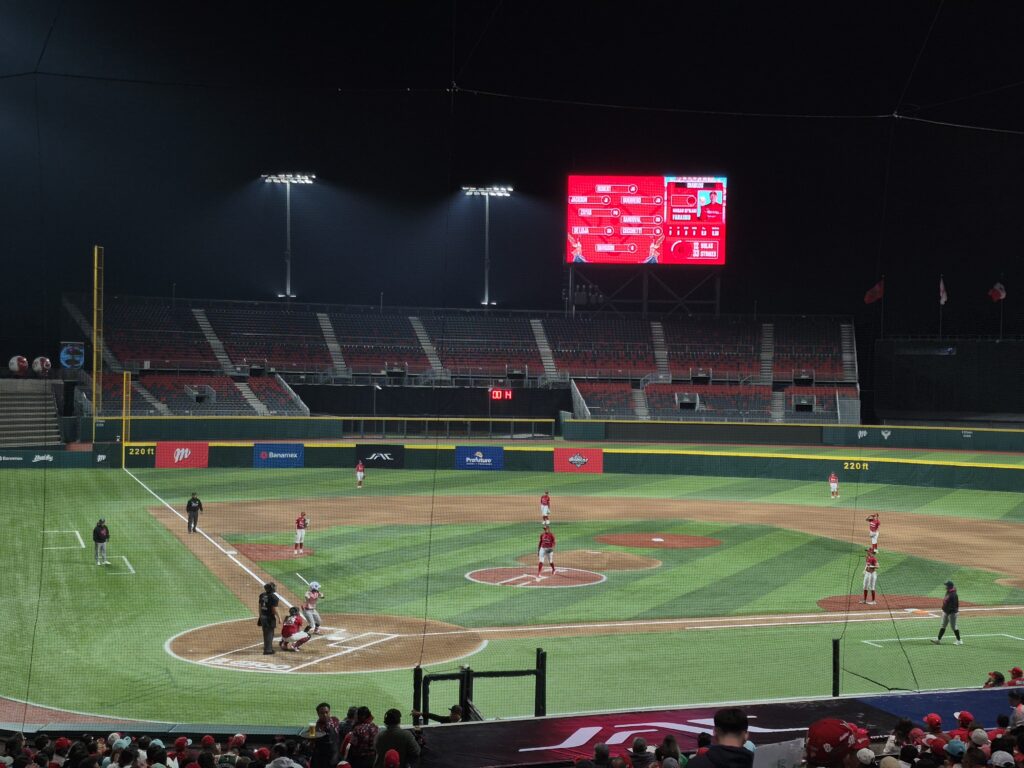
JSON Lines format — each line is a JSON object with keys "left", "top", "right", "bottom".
{"left": 566, "top": 174, "right": 727, "bottom": 265}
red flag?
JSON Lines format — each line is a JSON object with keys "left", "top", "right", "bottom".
{"left": 939, "top": 277, "right": 948, "bottom": 306}
{"left": 864, "top": 278, "right": 884, "bottom": 304}
{"left": 989, "top": 282, "right": 1007, "bottom": 302}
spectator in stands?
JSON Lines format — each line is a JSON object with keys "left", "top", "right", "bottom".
{"left": 308, "top": 702, "right": 341, "bottom": 768}
{"left": 968, "top": 730, "right": 990, "bottom": 757}
{"left": 591, "top": 743, "right": 611, "bottom": 767}
{"left": 1009, "top": 690, "right": 1024, "bottom": 730}
{"left": 884, "top": 719, "right": 917, "bottom": 754}
{"left": 147, "top": 744, "right": 168, "bottom": 768}
{"left": 629, "top": 737, "right": 655, "bottom": 768}
{"left": 660, "top": 735, "right": 684, "bottom": 766}
{"left": 696, "top": 734, "right": 712, "bottom": 756}
{"left": 987, "top": 672, "right": 1007, "bottom": 688}
{"left": 991, "top": 752, "right": 1015, "bottom": 768}
{"left": 805, "top": 719, "right": 870, "bottom": 768}
{"left": 988, "top": 715, "right": 1010, "bottom": 741}
{"left": 898, "top": 745, "right": 919, "bottom": 768}
{"left": 195, "top": 754, "right": 216, "bottom": 768}
{"left": 880, "top": 757, "right": 900, "bottom": 768}
{"left": 410, "top": 704, "right": 463, "bottom": 724}
{"left": 372, "top": 709, "right": 419, "bottom": 768}
{"left": 944, "top": 739, "right": 966, "bottom": 767}
{"left": 924, "top": 714, "right": 944, "bottom": 737}
{"left": 688, "top": 708, "right": 752, "bottom": 768}
{"left": 962, "top": 747, "right": 986, "bottom": 768}
{"left": 608, "top": 759, "right": 628, "bottom": 768}
{"left": 948, "top": 713, "right": 974, "bottom": 743}
{"left": 342, "top": 707, "right": 378, "bottom": 768}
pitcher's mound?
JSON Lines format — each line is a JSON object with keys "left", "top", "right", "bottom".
{"left": 817, "top": 595, "right": 978, "bottom": 612}
{"left": 596, "top": 533, "right": 721, "bottom": 549}
{"left": 516, "top": 550, "right": 660, "bottom": 571}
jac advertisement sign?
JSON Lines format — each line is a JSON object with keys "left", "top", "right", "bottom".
{"left": 454, "top": 446, "right": 505, "bottom": 471}
{"left": 155, "top": 442, "right": 209, "bottom": 469}
{"left": 554, "top": 448, "right": 604, "bottom": 473}
{"left": 253, "top": 443, "right": 304, "bottom": 468}
{"left": 355, "top": 444, "right": 406, "bottom": 469}
{"left": 567, "top": 174, "right": 727, "bottom": 265}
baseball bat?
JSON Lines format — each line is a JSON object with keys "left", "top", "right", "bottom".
{"left": 295, "top": 572, "right": 310, "bottom": 586}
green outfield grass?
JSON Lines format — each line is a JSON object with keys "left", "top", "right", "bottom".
{"left": 4, "top": 466, "right": 1024, "bottom": 726}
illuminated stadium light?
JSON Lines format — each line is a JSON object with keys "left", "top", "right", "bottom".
{"left": 262, "top": 173, "right": 316, "bottom": 184}
{"left": 261, "top": 172, "right": 317, "bottom": 298}
{"left": 463, "top": 186, "right": 513, "bottom": 304}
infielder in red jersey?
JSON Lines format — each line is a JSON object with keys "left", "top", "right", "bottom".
{"left": 294, "top": 510, "right": 309, "bottom": 555}
{"left": 861, "top": 550, "right": 878, "bottom": 604}
{"left": 540, "top": 492, "right": 551, "bottom": 523}
{"left": 280, "top": 606, "right": 311, "bottom": 651}
{"left": 866, "top": 514, "right": 880, "bottom": 552}
{"left": 356, "top": 460, "right": 365, "bottom": 489}
{"left": 829, "top": 471, "right": 839, "bottom": 499}
{"left": 537, "top": 524, "right": 556, "bottom": 576}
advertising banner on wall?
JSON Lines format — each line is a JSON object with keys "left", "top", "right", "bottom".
{"left": 355, "top": 444, "right": 406, "bottom": 469}
{"left": 155, "top": 442, "right": 210, "bottom": 469}
{"left": 253, "top": 443, "right": 305, "bottom": 468}
{"left": 454, "top": 446, "right": 505, "bottom": 470}
{"left": 554, "top": 447, "right": 604, "bottom": 473}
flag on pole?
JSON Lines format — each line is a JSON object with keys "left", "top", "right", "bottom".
{"left": 989, "top": 282, "right": 1007, "bottom": 302}
{"left": 939, "top": 277, "right": 948, "bottom": 306}
{"left": 863, "top": 278, "right": 885, "bottom": 304}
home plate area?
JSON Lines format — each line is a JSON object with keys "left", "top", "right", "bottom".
{"left": 466, "top": 567, "right": 607, "bottom": 588}
{"left": 167, "top": 614, "right": 485, "bottom": 674}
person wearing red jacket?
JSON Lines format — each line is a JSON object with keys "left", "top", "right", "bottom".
{"left": 538, "top": 525, "right": 556, "bottom": 576}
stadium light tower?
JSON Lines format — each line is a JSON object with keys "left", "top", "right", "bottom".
{"left": 262, "top": 172, "right": 316, "bottom": 299}
{"left": 462, "top": 186, "right": 512, "bottom": 306}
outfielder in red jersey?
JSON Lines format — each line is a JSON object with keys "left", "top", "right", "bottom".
{"left": 356, "top": 460, "right": 365, "bottom": 489}
{"left": 861, "top": 550, "right": 878, "bottom": 605}
{"left": 280, "top": 606, "right": 310, "bottom": 651}
{"left": 540, "top": 492, "right": 551, "bottom": 523}
{"left": 866, "top": 514, "right": 880, "bottom": 552}
{"left": 829, "top": 472, "right": 839, "bottom": 499}
{"left": 537, "top": 525, "right": 556, "bottom": 576}
{"left": 294, "top": 510, "right": 309, "bottom": 555}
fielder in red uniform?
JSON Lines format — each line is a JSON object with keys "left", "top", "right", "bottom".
{"left": 829, "top": 472, "right": 839, "bottom": 499}
{"left": 280, "top": 606, "right": 311, "bottom": 651}
{"left": 861, "top": 550, "right": 878, "bottom": 605}
{"left": 866, "top": 514, "right": 880, "bottom": 552}
{"left": 356, "top": 460, "right": 365, "bottom": 489}
{"left": 294, "top": 510, "right": 309, "bottom": 555}
{"left": 537, "top": 525, "right": 556, "bottom": 576}
{"left": 540, "top": 492, "right": 551, "bottom": 523}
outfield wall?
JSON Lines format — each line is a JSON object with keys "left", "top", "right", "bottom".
{"left": 119, "top": 440, "right": 1024, "bottom": 491}
{"left": 563, "top": 418, "right": 1024, "bottom": 452}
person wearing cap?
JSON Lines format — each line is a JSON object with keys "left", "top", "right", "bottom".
{"left": 93, "top": 518, "right": 111, "bottom": 566}
{"left": 990, "top": 751, "right": 1015, "bottom": 768}
{"left": 538, "top": 524, "right": 556, "bottom": 577}
{"left": 947, "top": 713, "right": 974, "bottom": 743}
{"left": 1008, "top": 668, "right": 1024, "bottom": 686}
{"left": 186, "top": 493, "right": 203, "bottom": 534}
{"left": 687, "top": 708, "right": 752, "bottom": 768}
{"left": 986, "top": 671, "right": 1007, "bottom": 688}
{"left": 148, "top": 743, "right": 169, "bottom": 768}
{"left": 923, "top": 714, "right": 944, "bottom": 736}
{"left": 381, "top": 751, "right": 399, "bottom": 768}
{"left": 805, "top": 719, "right": 871, "bottom": 768}
{"left": 629, "top": 737, "right": 656, "bottom": 768}
{"left": 303, "top": 582, "right": 324, "bottom": 636}
{"left": 987, "top": 714, "right": 1009, "bottom": 741}
{"left": 168, "top": 738, "right": 192, "bottom": 768}
{"left": 372, "top": 710, "right": 419, "bottom": 768}
{"left": 410, "top": 704, "right": 463, "bottom": 725}
{"left": 257, "top": 582, "right": 281, "bottom": 655}
{"left": 943, "top": 738, "right": 966, "bottom": 767}
{"left": 930, "top": 581, "right": 962, "bottom": 646}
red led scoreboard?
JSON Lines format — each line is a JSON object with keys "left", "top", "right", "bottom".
{"left": 566, "top": 175, "right": 727, "bottom": 265}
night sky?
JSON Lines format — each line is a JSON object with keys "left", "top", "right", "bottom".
{"left": 2, "top": 1, "right": 1023, "bottom": 359}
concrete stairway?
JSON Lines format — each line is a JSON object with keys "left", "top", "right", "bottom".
{"left": 234, "top": 381, "right": 269, "bottom": 415}
{"left": 191, "top": 309, "right": 234, "bottom": 373}
{"left": 316, "top": 312, "right": 348, "bottom": 376}
{"left": 0, "top": 381, "right": 62, "bottom": 448}
{"left": 770, "top": 391, "right": 786, "bottom": 423}
{"left": 760, "top": 323, "right": 775, "bottom": 384}
{"left": 650, "top": 321, "right": 671, "bottom": 378}
{"left": 61, "top": 295, "right": 121, "bottom": 371}
{"left": 840, "top": 323, "right": 858, "bottom": 383}
{"left": 631, "top": 387, "right": 651, "bottom": 420}
{"left": 408, "top": 317, "right": 445, "bottom": 374}
{"left": 529, "top": 319, "right": 559, "bottom": 376}
{"left": 132, "top": 382, "right": 170, "bottom": 415}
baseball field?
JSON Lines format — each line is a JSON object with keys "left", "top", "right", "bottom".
{"left": 6, "top": 444, "right": 1024, "bottom": 726}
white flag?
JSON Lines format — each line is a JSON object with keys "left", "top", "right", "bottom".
{"left": 939, "top": 278, "right": 948, "bottom": 306}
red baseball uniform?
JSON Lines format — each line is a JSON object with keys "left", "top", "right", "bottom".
{"left": 869, "top": 518, "right": 880, "bottom": 533}
{"left": 540, "top": 494, "right": 550, "bottom": 507}
{"left": 829, "top": 473, "right": 838, "bottom": 484}
{"left": 296, "top": 515, "right": 308, "bottom": 530}
{"left": 281, "top": 614, "right": 304, "bottom": 639}
{"left": 356, "top": 461, "right": 364, "bottom": 473}
{"left": 539, "top": 531, "right": 555, "bottom": 550}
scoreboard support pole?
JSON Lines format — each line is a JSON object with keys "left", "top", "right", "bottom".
{"left": 567, "top": 264, "right": 721, "bottom": 317}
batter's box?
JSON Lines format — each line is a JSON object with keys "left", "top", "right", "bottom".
{"left": 326, "top": 632, "right": 399, "bottom": 651}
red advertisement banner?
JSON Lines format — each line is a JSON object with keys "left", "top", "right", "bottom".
{"left": 553, "top": 448, "right": 604, "bottom": 473}
{"left": 155, "top": 442, "right": 209, "bottom": 469}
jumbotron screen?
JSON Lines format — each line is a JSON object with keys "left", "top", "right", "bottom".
{"left": 566, "top": 175, "right": 727, "bottom": 265}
